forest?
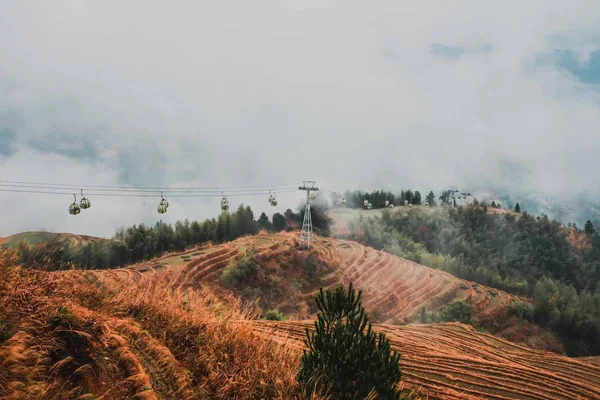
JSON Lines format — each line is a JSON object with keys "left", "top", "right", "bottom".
{"left": 349, "top": 206, "right": 600, "bottom": 356}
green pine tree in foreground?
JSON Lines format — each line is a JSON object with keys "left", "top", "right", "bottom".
{"left": 297, "top": 283, "right": 401, "bottom": 399}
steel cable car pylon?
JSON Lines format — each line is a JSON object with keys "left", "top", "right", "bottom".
{"left": 298, "top": 181, "right": 318, "bottom": 248}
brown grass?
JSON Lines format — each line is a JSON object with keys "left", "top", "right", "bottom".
{"left": 251, "top": 320, "right": 600, "bottom": 400}
{"left": 4, "top": 232, "right": 595, "bottom": 399}
{"left": 0, "top": 264, "right": 316, "bottom": 399}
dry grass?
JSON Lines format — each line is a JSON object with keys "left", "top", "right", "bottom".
{"left": 0, "top": 264, "right": 318, "bottom": 399}
{"left": 252, "top": 320, "right": 600, "bottom": 400}
{"left": 5, "top": 232, "right": 592, "bottom": 399}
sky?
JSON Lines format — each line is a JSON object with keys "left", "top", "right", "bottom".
{"left": 1, "top": 1, "right": 600, "bottom": 237}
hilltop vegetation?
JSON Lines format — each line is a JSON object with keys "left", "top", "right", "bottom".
{"left": 345, "top": 206, "right": 600, "bottom": 356}
{"left": 4, "top": 205, "right": 330, "bottom": 271}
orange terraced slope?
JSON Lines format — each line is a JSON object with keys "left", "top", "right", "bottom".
{"left": 21, "top": 232, "right": 600, "bottom": 399}
{"left": 320, "top": 237, "right": 516, "bottom": 323}
{"left": 95, "top": 233, "right": 515, "bottom": 324}
{"left": 252, "top": 320, "right": 600, "bottom": 400}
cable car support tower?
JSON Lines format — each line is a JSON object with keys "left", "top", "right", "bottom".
{"left": 299, "top": 181, "right": 319, "bottom": 248}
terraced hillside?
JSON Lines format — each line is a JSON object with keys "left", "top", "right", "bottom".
{"left": 3, "top": 232, "right": 600, "bottom": 399}
{"left": 252, "top": 320, "right": 600, "bottom": 400}
{"left": 94, "top": 233, "right": 296, "bottom": 289}
{"left": 86, "top": 233, "right": 515, "bottom": 324}
{"left": 322, "top": 237, "right": 516, "bottom": 323}
{"left": 580, "top": 356, "right": 600, "bottom": 367}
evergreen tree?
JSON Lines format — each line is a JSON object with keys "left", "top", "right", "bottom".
{"left": 234, "top": 204, "right": 256, "bottom": 236}
{"left": 216, "top": 213, "right": 232, "bottom": 242}
{"left": 297, "top": 283, "right": 401, "bottom": 399}
{"left": 585, "top": 220, "right": 595, "bottom": 235}
{"left": 439, "top": 190, "right": 451, "bottom": 205}
{"left": 190, "top": 221, "right": 202, "bottom": 243}
{"left": 284, "top": 208, "right": 299, "bottom": 230}
{"left": 426, "top": 191, "right": 436, "bottom": 207}
{"left": 405, "top": 190, "right": 414, "bottom": 205}
{"left": 257, "top": 212, "right": 272, "bottom": 231}
{"left": 272, "top": 213, "right": 286, "bottom": 231}
{"left": 515, "top": 203, "right": 521, "bottom": 213}
{"left": 413, "top": 191, "right": 422, "bottom": 205}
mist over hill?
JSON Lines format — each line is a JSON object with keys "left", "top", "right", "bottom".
{"left": 2, "top": 2, "right": 600, "bottom": 236}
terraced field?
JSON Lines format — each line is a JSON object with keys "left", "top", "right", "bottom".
{"left": 91, "top": 233, "right": 295, "bottom": 288}
{"left": 4, "top": 232, "right": 600, "bottom": 399}
{"left": 84, "top": 233, "right": 516, "bottom": 325}
{"left": 251, "top": 320, "right": 600, "bottom": 400}
{"left": 313, "top": 238, "right": 517, "bottom": 323}
{"left": 83, "top": 233, "right": 513, "bottom": 324}
{"left": 579, "top": 356, "right": 600, "bottom": 367}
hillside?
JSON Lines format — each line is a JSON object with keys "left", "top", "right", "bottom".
{"left": 328, "top": 206, "right": 521, "bottom": 237}
{"left": 253, "top": 321, "right": 600, "bottom": 400}
{"left": 0, "top": 231, "right": 103, "bottom": 248}
{"left": 2, "top": 232, "right": 599, "bottom": 399}
{"left": 94, "top": 233, "right": 518, "bottom": 325}
{"left": 0, "top": 262, "right": 300, "bottom": 399}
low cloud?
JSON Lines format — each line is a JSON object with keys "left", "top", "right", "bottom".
{"left": 1, "top": 1, "right": 600, "bottom": 235}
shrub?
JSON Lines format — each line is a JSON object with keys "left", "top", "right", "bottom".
{"left": 297, "top": 282, "right": 401, "bottom": 399}
{"left": 509, "top": 300, "right": 534, "bottom": 321}
{"left": 265, "top": 309, "right": 285, "bottom": 321}
{"left": 220, "top": 252, "right": 260, "bottom": 287}
{"left": 440, "top": 301, "right": 473, "bottom": 325}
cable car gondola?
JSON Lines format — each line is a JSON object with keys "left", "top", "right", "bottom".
{"left": 158, "top": 191, "right": 168, "bottom": 214}
{"left": 159, "top": 191, "right": 169, "bottom": 208}
{"left": 221, "top": 192, "right": 229, "bottom": 212}
{"left": 268, "top": 190, "right": 274, "bottom": 204}
{"left": 79, "top": 189, "right": 91, "bottom": 210}
{"left": 69, "top": 194, "right": 81, "bottom": 215}
{"left": 270, "top": 191, "right": 278, "bottom": 207}
{"left": 310, "top": 192, "right": 316, "bottom": 201}
{"left": 385, "top": 200, "right": 390, "bottom": 207}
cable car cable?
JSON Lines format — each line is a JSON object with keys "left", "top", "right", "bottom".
{"left": 0, "top": 179, "right": 300, "bottom": 191}
{"left": 0, "top": 188, "right": 298, "bottom": 197}
{"left": 0, "top": 182, "right": 299, "bottom": 194}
